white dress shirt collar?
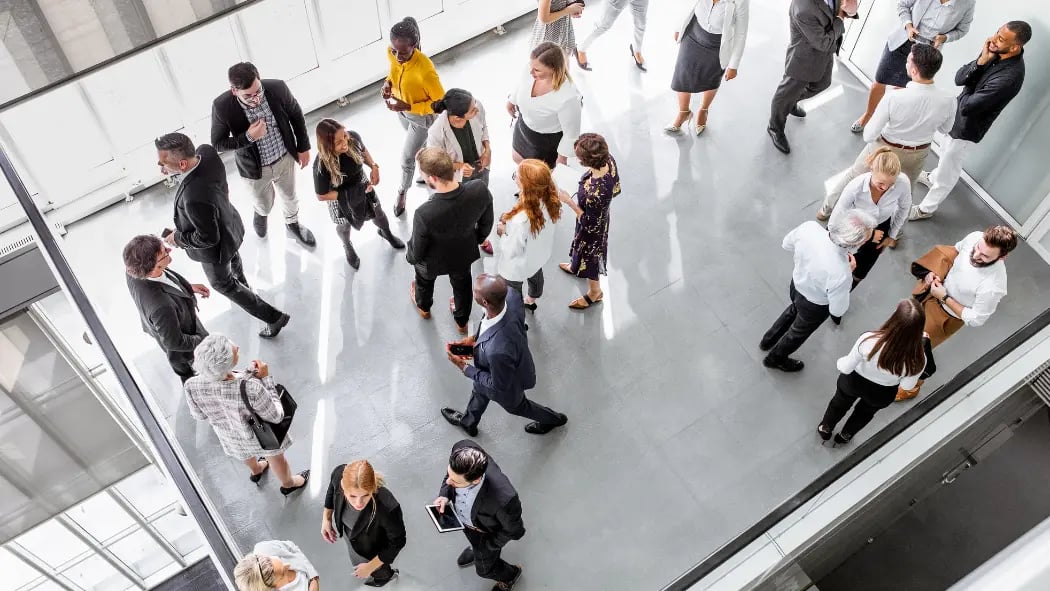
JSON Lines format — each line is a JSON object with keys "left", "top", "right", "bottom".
{"left": 478, "top": 303, "right": 508, "bottom": 337}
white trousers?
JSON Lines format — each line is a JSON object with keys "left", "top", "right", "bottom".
{"left": 917, "top": 137, "right": 976, "bottom": 214}
{"left": 578, "top": 0, "right": 649, "bottom": 52}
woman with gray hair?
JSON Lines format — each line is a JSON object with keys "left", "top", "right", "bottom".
{"left": 233, "top": 540, "right": 319, "bottom": 591}
{"left": 184, "top": 334, "right": 309, "bottom": 495}
{"left": 759, "top": 210, "right": 876, "bottom": 372}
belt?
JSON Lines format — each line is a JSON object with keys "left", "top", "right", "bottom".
{"left": 880, "top": 136, "right": 930, "bottom": 151}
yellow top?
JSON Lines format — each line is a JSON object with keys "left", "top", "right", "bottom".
{"left": 386, "top": 49, "right": 445, "bottom": 116}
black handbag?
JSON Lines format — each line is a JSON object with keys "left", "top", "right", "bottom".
{"left": 239, "top": 378, "right": 297, "bottom": 450}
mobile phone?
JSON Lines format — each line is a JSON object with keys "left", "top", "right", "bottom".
{"left": 449, "top": 343, "right": 474, "bottom": 356}
{"left": 913, "top": 34, "right": 935, "bottom": 45}
{"left": 161, "top": 228, "right": 173, "bottom": 238}
{"left": 567, "top": 0, "right": 585, "bottom": 6}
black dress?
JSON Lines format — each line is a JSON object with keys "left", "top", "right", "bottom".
{"left": 312, "top": 131, "right": 380, "bottom": 229}
{"left": 671, "top": 17, "right": 724, "bottom": 93}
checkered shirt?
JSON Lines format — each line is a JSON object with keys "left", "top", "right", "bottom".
{"left": 240, "top": 90, "right": 287, "bottom": 166}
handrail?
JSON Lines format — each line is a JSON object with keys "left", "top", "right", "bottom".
{"left": 662, "top": 306, "right": 1050, "bottom": 591}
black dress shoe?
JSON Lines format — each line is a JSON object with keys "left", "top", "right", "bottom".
{"left": 767, "top": 127, "right": 791, "bottom": 154}
{"left": 253, "top": 213, "right": 267, "bottom": 237}
{"left": 364, "top": 568, "right": 398, "bottom": 587}
{"left": 790, "top": 103, "right": 807, "bottom": 117}
{"left": 523, "top": 301, "right": 538, "bottom": 312}
{"left": 763, "top": 355, "right": 804, "bottom": 372}
{"left": 524, "top": 413, "right": 567, "bottom": 435}
{"left": 286, "top": 223, "right": 316, "bottom": 247}
{"left": 492, "top": 565, "right": 522, "bottom": 590}
{"left": 441, "top": 407, "right": 478, "bottom": 437}
{"left": 457, "top": 547, "right": 475, "bottom": 567}
{"left": 394, "top": 191, "right": 407, "bottom": 217}
{"left": 378, "top": 228, "right": 405, "bottom": 249}
{"left": 259, "top": 313, "right": 290, "bottom": 338}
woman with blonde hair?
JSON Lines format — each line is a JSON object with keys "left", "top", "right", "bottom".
{"left": 824, "top": 147, "right": 912, "bottom": 288}
{"left": 507, "top": 41, "right": 582, "bottom": 169}
{"left": 496, "top": 159, "right": 564, "bottom": 310}
{"left": 234, "top": 541, "right": 319, "bottom": 591}
{"left": 321, "top": 460, "right": 406, "bottom": 587}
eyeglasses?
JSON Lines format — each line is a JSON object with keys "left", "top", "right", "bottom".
{"left": 238, "top": 88, "right": 264, "bottom": 102}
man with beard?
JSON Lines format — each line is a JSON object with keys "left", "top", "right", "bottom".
{"left": 897, "top": 225, "right": 1016, "bottom": 400}
{"left": 909, "top": 21, "right": 1030, "bottom": 220}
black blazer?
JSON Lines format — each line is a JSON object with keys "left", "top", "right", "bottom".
{"left": 464, "top": 289, "right": 536, "bottom": 403}
{"left": 125, "top": 268, "right": 207, "bottom": 368}
{"left": 172, "top": 145, "right": 245, "bottom": 265}
{"left": 439, "top": 440, "right": 525, "bottom": 550}
{"left": 950, "top": 52, "right": 1025, "bottom": 143}
{"left": 324, "top": 466, "right": 407, "bottom": 565}
{"left": 406, "top": 180, "right": 494, "bottom": 277}
{"left": 211, "top": 79, "right": 310, "bottom": 180}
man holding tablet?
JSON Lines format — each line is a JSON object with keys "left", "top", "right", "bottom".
{"left": 432, "top": 440, "right": 525, "bottom": 590}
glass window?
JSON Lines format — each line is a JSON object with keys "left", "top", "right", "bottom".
{"left": 15, "top": 521, "right": 90, "bottom": 569}
{"left": 150, "top": 510, "right": 202, "bottom": 557}
{"left": 0, "top": 547, "right": 43, "bottom": 590}
{"left": 60, "top": 554, "right": 135, "bottom": 591}
{"left": 115, "top": 468, "right": 178, "bottom": 518}
{"left": 107, "top": 528, "right": 175, "bottom": 579}
{"left": 238, "top": 0, "right": 319, "bottom": 81}
{"left": 66, "top": 493, "right": 136, "bottom": 544}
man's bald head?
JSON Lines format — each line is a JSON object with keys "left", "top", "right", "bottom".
{"left": 473, "top": 274, "right": 508, "bottom": 314}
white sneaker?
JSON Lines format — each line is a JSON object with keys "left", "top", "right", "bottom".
{"left": 917, "top": 170, "right": 932, "bottom": 188}
{"left": 908, "top": 205, "right": 933, "bottom": 221}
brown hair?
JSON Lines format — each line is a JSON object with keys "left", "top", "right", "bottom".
{"left": 983, "top": 225, "right": 1018, "bottom": 256}
{"left": 531, "top": 41, "right": 570, "bottom": 90}
{"left": 574, "top": 133, "right": 610, "bottom": 169}
{"left": 316, "top": 118, "right": 362, "bottom": 187}
{"left": 865, "top": 146, "right": 901, "bottom": 178}
{"left": 504, "top": 160, "right": 563, "bottom": 235}
{"left": 863, "top": 299, "right": 927, "bottom": 376}
{"left": 416, "top": 147, "right": 455, "bottom": 182}
{"left": 123, "top": 235, "right": 164, "bottom": 279}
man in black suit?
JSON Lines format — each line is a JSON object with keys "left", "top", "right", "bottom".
{"left": 442, "top": 274, "right": 567, "bottom": 436}
{"left": 211, "top": 62, "right": 315, "bottom": 247}
{"left": 434, "top": 440, "right": 524, "bottom": 591}
{"left": 768, "top": 0, "right": 859, "bottom": 154}
{"left": 123, "top": 235, "right": 209, "bottom": 382}
{"left": 406, "top": 148, "right": 494, "bottom": 334}
{"left": 156, "top": 132, "right": 290, "bottom": 338}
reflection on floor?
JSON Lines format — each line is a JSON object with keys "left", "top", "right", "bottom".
{"left": 43, "top": 5, "right": 1050, "bottom": 591}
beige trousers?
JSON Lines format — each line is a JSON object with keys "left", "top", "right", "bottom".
{"left": 246, "top": 153, "right": 299, "bottom": 223}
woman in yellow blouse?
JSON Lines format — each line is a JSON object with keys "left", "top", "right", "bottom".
{"left": 381, "top": 17, "right": 445, "bottom": 217}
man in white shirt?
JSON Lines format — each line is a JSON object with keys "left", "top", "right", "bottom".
{"left": 819, "top": 43, "right": 954, "bottom": 219}
{"left": 761, "top": 210, "right": 877, "bottom": 372}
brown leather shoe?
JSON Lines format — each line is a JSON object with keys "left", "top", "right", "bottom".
{"left": 410, "top": 282, "right": 430, "bottom": 319}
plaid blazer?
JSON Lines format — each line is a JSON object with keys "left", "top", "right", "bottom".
{"left": 184, "top": 374, "right": 291, "bottom": 460}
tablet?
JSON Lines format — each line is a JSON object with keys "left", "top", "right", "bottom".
{"left": 426, "top": 504, "right": 465, "bottom": 533}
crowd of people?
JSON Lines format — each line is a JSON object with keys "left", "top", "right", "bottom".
{"left": 117, "top": 3, "right": 1034, "bottom": 589}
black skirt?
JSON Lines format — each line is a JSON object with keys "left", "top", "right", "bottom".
{"left": 671, "top": 17, "right": 724, "bottom": 93}
{"left": 852, "top": 218, "right": 893, "bottom": 282}
{"left": 875, "top": 41, "right": 913, "bottom": 87}
{"left": 512, "top": 118, "right": 562, "bottom": 169}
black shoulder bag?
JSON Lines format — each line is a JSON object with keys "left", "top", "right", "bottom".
{"left": 239, "top": 378, "right": 297, "bottom": 450}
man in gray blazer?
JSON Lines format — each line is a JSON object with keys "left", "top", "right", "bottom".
{"left": 768, "top": 0, "right": 859, "bottom": 154}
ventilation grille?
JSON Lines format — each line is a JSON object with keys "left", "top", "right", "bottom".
{"left": 1025, "top": 359, "right": 1050, "bottom": 407}
{"left": 0, "top": 222, "right": 67, "bottom": 259}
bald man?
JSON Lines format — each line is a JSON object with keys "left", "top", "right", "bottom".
{"left": 442, "top": 274, "right": 567, "bottom": 436}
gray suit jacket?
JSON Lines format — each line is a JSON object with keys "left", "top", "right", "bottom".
{"left": 784, "top": 0, "right": 852, "bottom": 82}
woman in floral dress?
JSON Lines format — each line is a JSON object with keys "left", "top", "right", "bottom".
{"left": 559, "top": 133, "right": 620, "bottom": 309}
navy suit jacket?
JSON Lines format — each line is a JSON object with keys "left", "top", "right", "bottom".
{"left": 464, "top": 289, "right": 536, "bottom": 404}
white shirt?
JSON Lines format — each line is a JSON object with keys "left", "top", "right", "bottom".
{"left": 277, "top": 572, "right": 309, "bottom": 591}
{"left": 497, "top": 210, "right": 557, "bottom": 282}
{"left": 148, "top": 270, "right": 184, "bottom": 292}
{"left": 837, "top": 332, "right": 925, "bottom": 390}
{"left": 783, "top": 221, "right": 853, "bottom": 317}
{"left": 694, "top": 0, "right": 728, "bottom": 33}
{"left": 863, "top": 82, "right": 956, "bottom": 146}
{"left": 943, "top": 231, "right": 1008, "bottom": 327}
{"left": 829, "top": 173, "right": 913, "bottom": 239}
{"left": 511, "top": 72, "right": 582, "bottom": 159}
{"left": 478, "top": 304, "right": 508, "bottom": 338}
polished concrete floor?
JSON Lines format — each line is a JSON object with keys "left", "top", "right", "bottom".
{"left": 39, "top": 3, "right": 1050, "bottom": 590}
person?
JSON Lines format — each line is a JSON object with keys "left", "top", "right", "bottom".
{"left": 382, "top": 17, "right": 445, "bottom": 218}
{"left": 495, "top": 159, "right": 563, "bottom": 311}
{"left": 818, "top": 299, "right": 929, "bottom": 444}
{"left": 575, "top": 0, "right": 650, "bottom": 71}
{"left": 826, "top": 148, "right": 912, "bottom": 289}
{"left": 851, "top": 0, "right": 975, "bottom": 133}
{"left": 313, "top": 118, "right": 404, "bottom": 270}
{"left": 530, "top": 0, "right": 586, "bottom": 66}
{"left": 507, "top": 42, "right": 583, "bottom": 170}
{"left": 211, "top": 62, "right": 316, "bottom": 248}
{"left": 767, "top": 0, "right": 858, "bottom": 154}
{"left": 442, "top": 274, "right": 568, "bottom": 436}
{"left": 322, "top": 460, "right": 406, "bottom": 588}
{"left": 818, "top": 42, "right": 952, "bottom": 218}
{"left": 760, "top": 210, "right": 877, "bottom": 372}
{"left": 433, "top": 440, "right": 525, "bottom": 590}
{"left": 233, "top": 540, "right": 319, "bottom": 591}
{"left": 910, "top": 21, "right": 1030, "bottom": 221}
{"left": 184, "top": 334, "right": 309, "bottom": 495}
{"left": 406, "top": 148, "right": 494, "bottom": 334}
{"left": 558, "top": 133, "right": 620, "bottom": 310}
{"left": 666, "top": 0, "right": 750, "bottom": 135}
{"left": 156, "top": 133, "right": 290, "bottom": 339}
{"left": 123, "top": 235, "right": 209, "bottom": 383}
{"left": 898, "top": 225, "right": 1014, "bottom": 400}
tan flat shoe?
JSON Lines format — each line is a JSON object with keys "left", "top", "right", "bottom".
{"left": 569, "top": 293, "right": 603, "bottom": 310}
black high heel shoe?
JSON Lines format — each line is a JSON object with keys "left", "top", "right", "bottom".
{"left": 249, "top": 457, "right": 269, "bottom": 483}
{"left": 523, "top": 301, "right": 538, "bottom": 312}
{"left": 573, "top": 49, "right": 591, "bottom": 71}
{"left": 833, "top": 432, "right": 853, "bottom": 445}
{"left": 630, "top": 44, "right": 646, "bottom": 72}
{"left": 280, "top": 469, "right": 311, "bottom": 496}
{"left": 816, "top": 424, "right": 832, "bottom": 442}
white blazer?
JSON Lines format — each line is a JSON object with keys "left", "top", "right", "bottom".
{"left": 676, "top": 0, "right": 750, "bottom": 70}
{"left": 496, "top": 209, "right": 557, "bottom": 283}
{"left": 426, "top": 100, "right": 489, "bottom": 165}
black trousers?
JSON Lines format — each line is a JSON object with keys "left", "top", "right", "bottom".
{"left": 851, "top": 218, "right": 892, "bottom": 289}
{"left": 768, "top": 58, "right": 834, "bottom": 133}
{"left": 820, "top": 371, "right": 898, "bottom": 436}
{"left": 200, "top": 252, "right": 283, "bottom": 324}
{"left": 460, "top": 387, "right": 562, "bottom": 431}
{"left": 414, "top": 267, "right": 473, "bottom": 328}
{"left": 463, "top": 528, "right": 518, "bottom": 584}
{"left": 762, "top": 282, "right": 830, "bottom": 360}
{"left": 503, "top": 269, "right": 545, "bottom": 300}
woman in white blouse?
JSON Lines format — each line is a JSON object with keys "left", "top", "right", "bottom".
{"left": 507, "top": 41, "right": 583, "bottom": 169}
{"left": 818, "top": 299, "right": 930, "bottom": 444}
{"left": 496, "top": 159, "right": 563, "bottom": 310}
{"left": 234, "top": 540, "right": 320, "bottom": 591}
{"left": 667, "top": 0, "right": 750, "bottom": 135}
{"left": 825, "top": 148, "right": 912, "bottom": 289}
